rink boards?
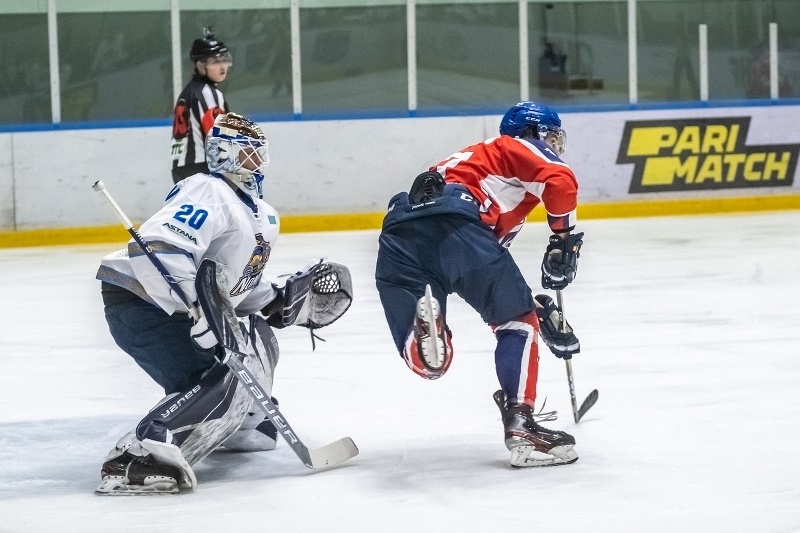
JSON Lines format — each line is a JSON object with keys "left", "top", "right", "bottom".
{"left": 1, "top": 104, "right": 799, "bottom": 246}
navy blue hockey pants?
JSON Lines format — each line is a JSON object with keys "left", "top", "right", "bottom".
{"left": 376, "top": 213, "right": 543, "bottom": 403}
{"left": 101, "top": 282, "right": 217, "bottom": 395}
{"left": 376, "top": 213, "right": 536, "bottom": 348}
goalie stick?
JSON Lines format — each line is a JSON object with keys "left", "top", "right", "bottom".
{"left": 196, "top": 258, "right": 358, "bottom": 468}
{"left": 556, "top": 290, "right": 598, "bottom": 423}
{"left": 93, "top": 180, "right": 359, "bottom": 469}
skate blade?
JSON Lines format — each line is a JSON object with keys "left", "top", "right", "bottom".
{"left": 418, "top": 285, "right": 444, "bottom": 369}
{"left": 95, "top": 476, "right": 179, "bottom": 495}
{"left": 420, "top": 336, "right": 444, "bottom": 369}
{"left": 509, "top": 445, "right": 578, "bottom": 468}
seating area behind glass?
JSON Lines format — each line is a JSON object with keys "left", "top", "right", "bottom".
{"left": 1, "top": 0, "right": 799, "bottom": 129}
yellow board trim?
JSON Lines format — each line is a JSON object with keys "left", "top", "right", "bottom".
{"left": 2, "top": 194, "right": 799, "bottom": 249}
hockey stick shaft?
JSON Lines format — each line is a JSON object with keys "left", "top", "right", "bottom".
{"left": 221, "top": 344, "right": 313, "bottom": 465}
{"left": 212, "top": 340, "right": 356, "bottom": 468}
{"left": 556, "top": 290, "right": 580, "bottom": 423}
{"left": 93, "top": 181, "right": 356, "bottom": 469}
{"left": 92, "top": 180, "right": 199, "bottom": 321}
{"left": 556, "top": 289, "right": 598, "bottom": 423}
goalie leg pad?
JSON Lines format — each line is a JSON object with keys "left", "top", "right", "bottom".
{"left": 221, "top": 401, "right": 279, "bottom": 452}
{"left": 99, "top": 315, "right": 277, "bottom": 493}
{"left": 136, "top": 315, "right": 276, "bottom": 465}
{"left": 134, "top": 362, "right": 252, "bottom": 468}
{"left": 220, "top": 314, "right": 280, "bottom": 451}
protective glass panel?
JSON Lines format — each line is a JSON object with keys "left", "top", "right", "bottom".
{"left": 636, "top": 0, "right": 701, "bottom": 103}
{"left": 638, "top": 0, "right": 799, "bottom": 103}
{"left": 417, "top": 3, "right": 518, "bottom": 112}
{"left": 709, "top": 0, "right": 800, "bottom": 101}
{"left": 58, "top": 11, "right": 171, "bottom": 122}
{"left": 181, "top": 9, "right": 293, "bottom": 117}
{"left": 299, "top": 5, "right": 407, "bottom": 115}
{"left": 0, "top": 14, "right": 50, "bottom": 125}
{"left": 774, "top": 0, "right": 800, "bottom": 99}
{"left": 705, "top": 0, "right": 774, "bottom": 101}
{"left": 529, "top": 1, "right": 629, "bottom": 107}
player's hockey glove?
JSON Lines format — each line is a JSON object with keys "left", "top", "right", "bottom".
{"left": 541, "top": 232, "right": 584, "bottom": 290}
{"left": 534, "top": 294, "right": 580, "bottom": 359}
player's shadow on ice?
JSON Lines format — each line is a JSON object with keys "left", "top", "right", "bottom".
{"left": 0, "top": 415, "right": 332, "bottom": 501}
{"left": 0, "top": 415, "right": 133, "bottom": 500}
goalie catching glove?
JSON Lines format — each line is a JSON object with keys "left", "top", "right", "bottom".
{"left": 261, "top": 259, "right": 353, "bottom": 331}
{"left": 541, "top": 232, "right": 584, "bottom": 290}
{"left": 534, "top": 294, "right": 580, "bottom": 359}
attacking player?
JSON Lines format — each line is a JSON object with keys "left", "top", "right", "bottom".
{"left": 375, "top": 101, "right": 584, "bottom": 467}
{"left": 96, "top": 112, "right": 352, "bottom": 494}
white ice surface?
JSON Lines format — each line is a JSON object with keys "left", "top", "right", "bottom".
{"left": 1, "top": 212, "right": 799, "bottom": 532}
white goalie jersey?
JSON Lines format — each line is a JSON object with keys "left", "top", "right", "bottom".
{"left": 97, "top": 174, "right": 281, "bottom": 316}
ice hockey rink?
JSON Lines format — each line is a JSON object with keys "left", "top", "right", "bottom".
{"left": 1, "top": 210, "right": 799, "bottom": 533}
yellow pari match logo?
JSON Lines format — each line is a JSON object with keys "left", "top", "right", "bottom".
{"left": 617, "top": 117, "right": 799, "bottom": 193}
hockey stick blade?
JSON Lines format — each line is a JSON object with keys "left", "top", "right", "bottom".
{"left": 576, "top": 389, "right": 599, "bottom": 422}
{"left": 557, "top": 291, "right": 597, "bottom": 424}
{"left": 195, "top": 258, "right": 359, "bottom": 469}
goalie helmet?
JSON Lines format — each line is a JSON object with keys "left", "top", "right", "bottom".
{"left": 499, "top": 101, "right": 566, "bottom": 155}
{"left": 190, "top": 26, "right": 232, "bottom": 65}
{"left": 206, "top": 113, "right": 269, "bottom": 199}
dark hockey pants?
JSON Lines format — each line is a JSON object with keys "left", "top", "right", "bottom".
{"left": 101, "top": 282, "right": 217, "bottom": 395}
{"left": 375, "top": 213, "right": 542, "bottom": 403}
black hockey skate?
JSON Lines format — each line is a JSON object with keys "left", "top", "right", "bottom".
{"left": 493, "top": 390, "right": 578, "bottom": 468}
{"left": 96, "top": 451, "right": 182, "bottom": 495}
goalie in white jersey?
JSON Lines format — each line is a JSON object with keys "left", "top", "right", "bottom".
{"left": 95, "top": 113, "right": 352, "bottom": 494}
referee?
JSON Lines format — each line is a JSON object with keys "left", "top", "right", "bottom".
{"left": 170, "top": 27, "right": 232, "bottom": 183}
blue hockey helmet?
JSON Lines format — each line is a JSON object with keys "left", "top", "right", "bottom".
{"left": 206, "top": 113, "right": 269, "bottom": 199}
{"left": 499, "top": 102, "right": 566, "bottom": 155}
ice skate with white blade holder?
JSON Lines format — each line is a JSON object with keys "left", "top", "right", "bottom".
{"left": 415, "top": 284, "right": 447, "bottom": 370}
{"left": 96, "top": 451, "right": 183, "bottom": 495}
{"left": 493, "top": 390, "right": 578, "bottom": 467}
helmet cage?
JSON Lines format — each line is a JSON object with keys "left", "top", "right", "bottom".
{"left": 538, "top": 124, "right": 566, "bottom": 156}
{"left": 206, "top": 115, "right": 269, "bottom": 198}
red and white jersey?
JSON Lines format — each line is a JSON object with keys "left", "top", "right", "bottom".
{"left": 433, "top": 135, "right": 578, "bottom": 247}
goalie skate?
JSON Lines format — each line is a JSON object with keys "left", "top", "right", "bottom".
{"left": 415, "top": 284, "right": 447, "bottom": 370}
{"left": 95, "top": 451, "right": 181, "bottom": 495}
{"left": 493, "top": 390, "right": 578, "bottom": 468}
